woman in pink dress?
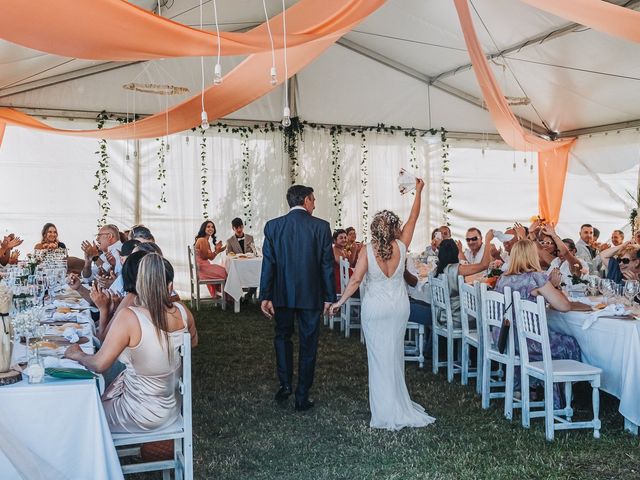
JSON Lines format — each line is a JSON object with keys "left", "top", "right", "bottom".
{"left": 194, "top": 220, "right": 227, "bottom": 297}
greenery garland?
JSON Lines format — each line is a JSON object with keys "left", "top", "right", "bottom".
{"left": 439, "top": 128, "right": 452, "bottom": 226}
{"left": 93, "top": 111, "right": 111, "bottom": 228}
{"left": 240, "top": 131, "right": 253, "bottom": 229}
{"left": 329, "top": 127, "right": 343, "bottom": 226}
{"left": 359, "top": 131, "right": 370, "bottom": 241}
{"left": 283, "top": 117, "right": 304, "bottom": 185}
{"left": 156, "top": 137, "right": 167, "bottom": 209}
{"left": 199, "top": 129, "right": 209, "bottom": 219}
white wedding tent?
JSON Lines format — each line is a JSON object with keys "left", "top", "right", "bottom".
{"left": 1, "top": 0, "right": 639, "bottom": 294}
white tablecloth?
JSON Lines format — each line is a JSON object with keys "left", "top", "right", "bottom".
{"left": 0, "top": 307, "right": 122, "bottom": 479}
{"left": 223, "top": 257, "right": 262, "bottom": 303}
{"left": 547, "top": 309, "right": 640, "bottom": 431}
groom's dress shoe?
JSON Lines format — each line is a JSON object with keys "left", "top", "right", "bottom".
{"left": 294, "top": 399, "right": 315, "bottom": 411}
{"left": 275, "top": 385, "right": 292, "bottom": 401}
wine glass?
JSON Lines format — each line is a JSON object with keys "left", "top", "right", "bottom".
{"left": 623, "top": 280, "right": 640, "bottom": 306}
{"left": 599, "top": 279, "right": 615, "bottom": 305}
{"left": 586, "top": 276, "right": 600, "bottom": 297}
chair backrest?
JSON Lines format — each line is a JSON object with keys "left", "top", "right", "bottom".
{"left": 512, "top": 291, "right": 553, "bottom": 373}
{"left": 479, "top": 283, "right": 516, "bottom": 359}
{"left": 339, "top": 257, "right": 351, "bottom": 294}
{"left": 430, "top": 272, "right": 453, "bottom": 329}
{"left": 458, "top": 276, "right": 481, "bottom": 336}
{"left": 179, "top": 332, "right": 193, "bottom": 439}
{"left": 187, "top": 245, "right": 196, "bottom": 285}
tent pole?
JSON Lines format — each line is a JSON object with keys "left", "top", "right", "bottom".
{"left": 134, "top": 139, "right": 141, "bottom": 225}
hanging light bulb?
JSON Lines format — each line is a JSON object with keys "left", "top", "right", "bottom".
{"left": 523, "top": 155, "right": 527, "bottom": 165}
{"left": 512, "top": 161, "right": 516, "bottom": 171}
{"left": 201, "top": 110, "right": 210, "bottom": 130}
{"left": 166, "top": 141, "right": 171, "bottom": 152}
{"left": 185, "top": 136, "right": 190, "bottom": 144}
{"left": 213, "top": 63, "right": 223, "bottom": 85}
{"left": 270, "top": 66, "right": 277, "bottom": 86}
{"left": 530, "top": 164, "right": 534, "bottom": 173}
{"left": 282, "top": 106, "right": 291, "bottom": 127}
{"left": 481, "top": 147, "right": 485, "bottom": 158}
{"left": 126, "top": 153, "right": 130, "bottom": 161}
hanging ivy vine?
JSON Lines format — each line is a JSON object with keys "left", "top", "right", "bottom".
{"left": 93, "top": 111, "right": 111, "bottom": 228}
{"left": 283, "top": 117, "right": 304, "bottom": 185}
{"left": 199, "top": 129, "right": 209, "bottom": 219}
{"left": 438, "top": 128, "right": 452, "bottom": 226}
{"left": 240, "top": 131, "right": 253, "bottom": 229}
{"left": 329, "top": 126, "right": 343, "bottom": 226}
{"left": 156, "top": 137, "right": 167, "bottom": 209}
{"left": 359, "top": 131, "right": 370, "bottom": 241}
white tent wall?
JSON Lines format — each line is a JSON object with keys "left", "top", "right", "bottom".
{"left": 1, "top": 120, "right": 639, "bottom": 296}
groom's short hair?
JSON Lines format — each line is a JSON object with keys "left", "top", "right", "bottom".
{"left": 287, "top": 185, "right": 314, "bottom": 208}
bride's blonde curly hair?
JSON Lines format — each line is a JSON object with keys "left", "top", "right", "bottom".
{"left": 370, "top": 210, "right": 402, "bottom": 260}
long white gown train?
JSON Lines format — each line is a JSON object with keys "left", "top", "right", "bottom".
{"left": 361, "top": 240, "right": 435, "bottom": 430}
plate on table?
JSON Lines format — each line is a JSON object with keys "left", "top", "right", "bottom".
{"left": 23, "top": 335, "right": 90, "bottom": 346}
{"left": 45, "top": 367, "right": 96, "bottom": 379}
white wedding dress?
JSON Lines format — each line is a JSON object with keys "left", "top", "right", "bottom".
{"left": 361, "top": 240, "right": 435, "bottom": 430}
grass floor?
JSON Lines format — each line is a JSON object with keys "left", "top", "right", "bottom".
{"left": 136, "top": 303, "right": 639, "bottom": 479}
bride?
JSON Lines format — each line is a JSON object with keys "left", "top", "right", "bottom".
{"left": 330, "top": 178, "right": 435, "bottom": 430}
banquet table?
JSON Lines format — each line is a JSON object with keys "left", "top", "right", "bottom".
{"left": 224, "top": 256, "right": 262, "bottom": 313}
{"left": 547, "top": 309, "right": 640, "bottom": 435}
{"left": 0, "top": 305, "right": 123, "bottom": 479}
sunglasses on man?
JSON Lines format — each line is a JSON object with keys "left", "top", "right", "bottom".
{"left": 619, "top": 257, "right": 634, "bottom": 265}
{"left": 465, "top": 236, "right": 479, "bottom": 242}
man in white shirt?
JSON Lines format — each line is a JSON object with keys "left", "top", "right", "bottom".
{"left": 80, "top": 224, "right": 122, "bottom": 282}
{"left": 575, "top": 224, "right": 600, "bottom": 275}
{"left": 462, "top": 227, "right": 485, "bottom": 264}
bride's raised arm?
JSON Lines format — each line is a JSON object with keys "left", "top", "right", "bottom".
{"left": 399, "top": 178, "right": 425, "bottom": 247}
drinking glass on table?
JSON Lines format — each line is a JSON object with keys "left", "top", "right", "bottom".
{"left": 599, "top": 279, "right": 616, "bottom": 305}
{"left": 623, "top": 280, "right": 640, "bottom": 306}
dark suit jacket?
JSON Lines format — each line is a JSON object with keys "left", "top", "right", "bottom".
{"left": 259, "top": 208, "right": 335, "bottom": 309}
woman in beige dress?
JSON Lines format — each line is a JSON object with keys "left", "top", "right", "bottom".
{"left": 65, "top": 254, "right": 198, "bottom": 433}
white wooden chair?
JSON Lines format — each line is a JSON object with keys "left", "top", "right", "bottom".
{"left": 458, "top": 277, "right": 481, "bottom": 393}
{"left": 112, "top": 332, "right": 194, "bottom": 478}
{"left": 188, "top": 245, "right": 225, "bottom": 311}
{"left": 404, "top": 321, "right": 425, "bottom": 368}
{"left": 479, "top": 283, "right": 523, "bottom": 420}
{"left": 513, "top": 292, "right": 602, "bottom": 441}
{"left": 339, "top": 257, "right": 361, "bottom": 338}
{"left": 429, "top": 273, "right": 462, "bottom": 382}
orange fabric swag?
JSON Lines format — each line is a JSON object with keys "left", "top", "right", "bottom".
{"left": 0, "top": 0, "right": 373, "bottom": 60}
{"left": 0, "top": 1, "right": 385, "bottom": 141}
{"left": 520, "top": 0, "right": 640, "bottom": 44}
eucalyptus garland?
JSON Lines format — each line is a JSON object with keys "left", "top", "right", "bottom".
{"left": 156, "top": 138, "right": 167, "bottom": 209}
{"left": 438, "top": 128, "right": 452, "bottom": 226}
{"left": 93, "top": 111, "right": 111, "bottom": 228}
{"left": 240, "top": 131, "right": 253, "bottom": 229}
{"left": 329, "top": 127, "right": 343, "bottom": 225}
{"left": 199, "top": 129, "right": 209, "bottom": 219}
{"left": 359, "top": 131, "right": 370, "bottom": 241}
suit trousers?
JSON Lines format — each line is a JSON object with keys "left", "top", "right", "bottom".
{"left": 273, "top": 307, "right": 322, "bottom": 403}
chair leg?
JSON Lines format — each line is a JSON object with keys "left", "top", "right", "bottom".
{"left": 504, "top": 361, "right": 514, "bottom": 421}
{"left": 592, "top": 380, "right": 601, "bottom": 439}
{"left": 461, "top": 340, "right": 469, "bottom": 385}
{"left": 418, "top": 328, "right": 424, "bottom": 369}
{"left": 196, "top": 286, "right": 200, "bottom": 311}
{"left": 521, "top": 372, "right": 530, "bottom": 428}
{"left": 476, "top": 343, "right": 483, "bottom": 395}
{"left": 345, "top": 305, "right": 351, "bottom": 338}
{"left": 447, "top": 335, "right": 454, "bottom": 383}
{"left": 432, "top": 331, "right": 439, "bottom": 374}
{"left": 564, "top": 382, "right": 573, "bottom": 421}
{"left": 481, "top": 357, "right": 491, "bottom": 409}
{"left": 162, "top": 470, "right": 171, "bottom": 480}
{"left": 544, "top": 380, "right": 555, "bottom": 441}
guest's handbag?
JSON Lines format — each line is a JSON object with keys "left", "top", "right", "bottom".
{"left": 497, "top": 318, "right": 510, "bottom": 354}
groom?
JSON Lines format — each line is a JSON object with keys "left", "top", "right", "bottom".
{"left": 259, "top": 185, "right": 335, "bottom": 411}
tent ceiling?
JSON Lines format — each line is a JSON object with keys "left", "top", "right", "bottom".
{"left": 0, "top": 0, "right": 639, "bottom": 136}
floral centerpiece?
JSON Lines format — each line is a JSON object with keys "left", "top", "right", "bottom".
{"left": 11, "top": 307, "right": 44, "bottom": 341}
{"left": 26, "top": 253, "right": 40, "bottom": 275}
{"left": 0, "top": 283, "right": 12, "bottom": 315}
{"left": 0, "top": 283, "right": 13, "bottom": 373}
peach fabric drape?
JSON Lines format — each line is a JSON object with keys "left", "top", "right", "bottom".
{"left": 0, "top": 0, "right": 384, "bottom": 141}
{"left": 0, "top": 123, "right": 5, "bottom": 148}
{"left": 454, "top": 0, "right": 575, "bottom": 223}
{"left": 0, "top": 0, "right": 369, "bottom": 60}
{"left": 520, "top": 0, "right": 640, "bottom": 43}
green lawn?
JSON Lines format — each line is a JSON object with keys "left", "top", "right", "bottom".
{"left": 137, "top": 303, "right": 639, "bottom": 479}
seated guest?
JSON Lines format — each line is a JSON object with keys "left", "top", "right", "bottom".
{"left": 332, "top": 229, "right": 358, "bottom": 297}
{"left": 344, "top": 227, "right": 363, "bottom": 259}
{"left": 461, "top": 227, "right": 485, "bottom": 264}
{"left": 0, "top": 233, "right": 23, "bottom": 266}
{"left": 34, "top": 223, "right": 66, "bottom": 250}
{"left": 81, "top": 224, "right": 123, "bottom": 282}
{"left": 575, "top": 224, "right": 600, "bottom": 275}
{"left": 438, "top": 225, "right": 452, "bottom": 240}
{"left": 548, "top": 237, "right": 588, "bottom": 287}
{"left": 65, "top": 254, "right": 198, "bottom": 433}
{"left": 404, "top": 266, "right": 432, "bottom": 359}
{"left": 226, "top": 217, "right": 256, "bottom": 254}
{"left": 611, "top": 230, "right": 624, "bottom": 247}
{"left": 495, "top": 240, "right": 580, "bottom": 407}
{"left": 423, "top": 228, "right": 441, "bottom": 258}
{"left": 130, "top": 225, "right": 155, "bottom": 243}
{"left": 434, "top": 233, "right": 494, "bottom": 328}
{"left": 599, "top": 241, "right": 634, "bottom": 284}
{"left": 105, "top": 239, "right": 139, "bottom": 296}
{"left": 194, "top": 220, "right": 227, "bottom": 297}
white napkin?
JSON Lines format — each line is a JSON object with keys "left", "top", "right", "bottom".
{"left": 62, "top": 327, "right": 80, "bottom": 343}
{"left": 52, "top": 312, "right": 77, "bottom": 321}
{"left": 398, "top": 169, "right": 416, "bottom": 194}
{"left": 568, "top": 296, "right": 599, "bottom": 307}
{"left": 53, "top": 299, "right": 90, "bottom": 308}
{"left": 583, "top": 304, "right": 627, "bottom": 330}
{"left": 43, "top": 357, "right": 81, "bottom": 369}
{"left": 494, "top": 231, "right": 514, "bottom": 243}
